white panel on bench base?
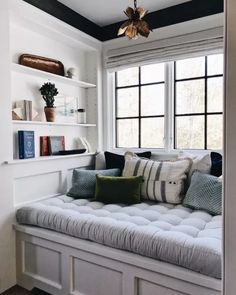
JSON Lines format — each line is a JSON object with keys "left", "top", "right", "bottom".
{"left": 15, "top": 224, "right": 222, "bottom": 295}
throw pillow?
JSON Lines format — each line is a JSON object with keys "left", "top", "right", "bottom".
{"left": 95, "top": 174, "right": 143, "bottom": 204}
{"left": 122, "top": 154, "right": 191, "bottom": 204}
{"left": 183, "top": 171, "right": 222, "bottom": 215}
{"left": 178, "top": 151, "right": 211, "bottom": 182}
{"left": 211, "top": 152, "right": 222, "bottom": 177}
{"left": 105, "top": 151, "right": 151, "bottom": 170}
{"left": 67, "top": 168, "right": 121, "bottom": 199}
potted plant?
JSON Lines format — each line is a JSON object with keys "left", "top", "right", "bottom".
{"left": 39, "top": 82, "right": 59, "bottom": 122}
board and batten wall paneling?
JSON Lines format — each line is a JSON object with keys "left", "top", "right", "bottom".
{"left": 0, "top": 2, "right": 16, "bottom": 293}
{"left": 224, "top": 0, "right": 236, "bottom": 294}
{"left": 14, "top": 172, "right": 62, "bottom": 206}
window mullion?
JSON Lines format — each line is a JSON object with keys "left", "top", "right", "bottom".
{"left": 205, "top": 56, "right": 208, "bottom": 149}
{"left": 164, "top": 62, "right": 175, "bottom": 151}
{"left": 138, "top": 67, "right": 141, "bottom": 148}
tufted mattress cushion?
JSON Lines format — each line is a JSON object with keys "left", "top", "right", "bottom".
{"left": 16, "top": 195, "right": 222, "bottom": 279}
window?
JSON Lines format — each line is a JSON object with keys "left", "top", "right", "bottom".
{"left": 115, "top": 64, "right": 165, "bottom": 148}
{"left": 174, "top": 55, "right": 223, "bottom": 149}
{"left": 115, "top": 54, "right": 223, "bottom": 150}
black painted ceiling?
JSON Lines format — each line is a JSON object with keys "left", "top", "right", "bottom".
{"left": 23, "top": 0, "right": 223, "bottom": 41}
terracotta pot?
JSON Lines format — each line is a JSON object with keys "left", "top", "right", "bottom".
{"left": 44, "top": 107, "right": 56, "bottom": 122}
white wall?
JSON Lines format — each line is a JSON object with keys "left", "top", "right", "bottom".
{"left": 0, "top": 0, "right": 102, "bottom": 292}
{"left": 0, "top": 2, "right": 15, "bottom": 292}
{"left": 224, "top": 1, "right": 236, "bottom": 294}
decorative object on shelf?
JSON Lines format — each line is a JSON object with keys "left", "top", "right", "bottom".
{"left": 15, "top": 100, "right": 32, "bottom": 121}
{"left": 59, "top": 149, "right": 86, "bottom": 155}
{"left": 56, "top": 96, "right": 77, "bottom": 124}
{"left": 77, "top": 108, "right": 86, "bottom": 124}
{"left": 48, "top": 136, "right": 65, "bottom": 155}
{"left": 118, "top": 0, "right": 151, "bottom": 40}
{"left": 66, "top": 67, "right": 78, "bottom": 79}
{"left": 40, "top": 82, "right": 59, "bottom": 122}
{"left": 12, "top": 108, "right": 24, "bottom": 121}
{"left": 19, "top": 54, "right": 65, "bottom": 76}
{"left": 40, "top": 136, "right": 49, "bottom": 156}
{"left": 18, "top": 130, "right": 35, "bottom": 159}
{"left": 77, "top": 137, "right": 92, "bottom": 153}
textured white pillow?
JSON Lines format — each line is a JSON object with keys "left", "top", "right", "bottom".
{"left": 123, "top": 153, "right": 191, "bottom": 204}
{"left": 178, "top": 151, "right": 211, "bottom": 179}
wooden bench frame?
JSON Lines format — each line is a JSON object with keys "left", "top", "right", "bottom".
{"left": 14, "top": 224, "right": 222, "bottom": 295}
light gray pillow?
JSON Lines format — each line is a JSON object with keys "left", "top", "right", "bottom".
{"left": 67, "top": 168, "right": 121, "bottom": 199}
{"left": 183, "top": 171, "right": 222, "bottom": 215}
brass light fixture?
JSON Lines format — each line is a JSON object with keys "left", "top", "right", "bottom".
{"left": 118, "top": 0, "right": 151, "bottom": 40}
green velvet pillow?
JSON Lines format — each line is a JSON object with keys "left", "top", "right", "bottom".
{"left": 95, "top": 174, "right": 143, "bottom": 205}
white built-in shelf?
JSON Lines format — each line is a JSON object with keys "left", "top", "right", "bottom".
{"left": 11, "top": 63, "right": 96, "bottom": 88}
{"left": 12, "top": 120, "right": 96, "bottom": 127}
{"left": 5, "top": 152, "right": 96, "bottom": 165}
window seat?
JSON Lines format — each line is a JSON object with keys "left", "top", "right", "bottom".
{"left": 16, "top": 195, "right": 222, "bottom": 279}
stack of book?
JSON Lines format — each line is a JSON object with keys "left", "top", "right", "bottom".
{"left": 15, "top": 100, "right": 33, "bottom": 121}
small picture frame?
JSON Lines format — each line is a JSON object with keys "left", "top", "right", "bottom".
{"left": 56, "top": 96, "right": 77, "bottom": 123}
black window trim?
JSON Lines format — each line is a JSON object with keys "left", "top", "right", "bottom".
{"left": 114, "top": 54, "right": 224, "bottom": 151}
{"left": 115, "top": 67, "right": 165, "bottom": 149}
{"left": 173, "top": 56, "right": 223, "bottom": 150}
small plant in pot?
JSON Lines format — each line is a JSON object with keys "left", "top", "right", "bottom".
{"left": 39, "top": 82, "right": 59, "bottom": 122}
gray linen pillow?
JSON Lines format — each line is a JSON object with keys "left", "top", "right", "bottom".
{"left": 67, "top": 168, "right": 121, "bottom": 199}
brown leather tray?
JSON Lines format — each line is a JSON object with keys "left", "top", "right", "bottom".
{"left": 19, "top": 54, "right": 65, "bottom": 76}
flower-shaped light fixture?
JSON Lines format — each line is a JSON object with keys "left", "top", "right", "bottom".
{"left": 118, "top": 0, "right": 151, "bottom": 40}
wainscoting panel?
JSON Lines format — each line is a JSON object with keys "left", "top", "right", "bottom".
{"left": 14, "top": 171, "right": 61, "bottom": 206}
{"left": 71, "top": 257, "right": 122, "bottom": 295}
{"left": 138, "top": 279, "right": 188, "bottom": 295}
{"left": 24, "top": 241, "right": 62, "bottom": 289}
{"left": 12, "top": 154, "right": 95, "bottom": 207}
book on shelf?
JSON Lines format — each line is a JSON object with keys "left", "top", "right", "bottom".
{"left": 40, "top": 136, "right": 65, "bottom": 156}
{"left": 15, "top": 100, "right": 33, "bottom": 121}
{"left": 18, "top": 130, "right": 35, "bottom": 159}
{"left": 48, "top": 136, "right": 65, "bottom": 155}
{"left": 40, "top": 136, "right": 49, "bottom": 156}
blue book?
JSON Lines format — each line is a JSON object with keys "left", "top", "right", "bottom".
{"left": 18, "top": 131, "right": 35, "bottom": 159}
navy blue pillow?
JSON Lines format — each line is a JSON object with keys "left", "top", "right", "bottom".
{"left": 105, "top": 151, "right": 151, "bottom": 170}
{"left": 211, "top": 152, "right": 222, "bottom": 177}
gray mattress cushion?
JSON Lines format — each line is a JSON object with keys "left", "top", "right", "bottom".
{"left": 16, "top": 195, "right": 222, "bottom": 279}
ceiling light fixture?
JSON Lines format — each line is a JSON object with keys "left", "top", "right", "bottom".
{"left": 118, "top": 0, "right": 151, "bottom": 40}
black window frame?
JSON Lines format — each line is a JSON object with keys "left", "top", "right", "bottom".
{"left": 115, "top": 66, "right": 165, "bottom": 149}
{"left": 174, "top": 55, "right": 223, "bottom": 150}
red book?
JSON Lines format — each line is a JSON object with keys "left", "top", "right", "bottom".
{"left": 40, "top": 136, "right": 49, "bottom": 156}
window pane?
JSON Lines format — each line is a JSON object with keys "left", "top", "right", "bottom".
{"left": 207, "top": 115, "right": 223, "bottom": 150}
{"left": 176, "top": 116, "right": 204, "bottom": 149}
{"left": 117, "top": 67, "right": 139, "bottom": 87}
{"left": 141, "top": 84, "right": 164, "bottom": 116}
{"left": 117, "top": 119, "right": 139, "bottom": 148}
{"left": 176, "top": 56, "right": 205, "bottom": 79}
{"left": 141, "top": 63, "right": 165, "bottom": 84}
{"left": 176, "top": 80, "right": 205, "bottom": 114}
{"left": 208, "top": 54, "right": 223, "bottom": 76}
{"left": 207, "top": 77, "right": 223, "bottom": 113}
{"left": 117, "top": 87, "right": 139, "bottom": 117}
{"left": 141, "top": 118, "right": 164, "bottom": 148}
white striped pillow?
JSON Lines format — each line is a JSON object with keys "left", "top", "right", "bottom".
{"left": 122, "top": 154, "right": 191, "bottom": 204}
